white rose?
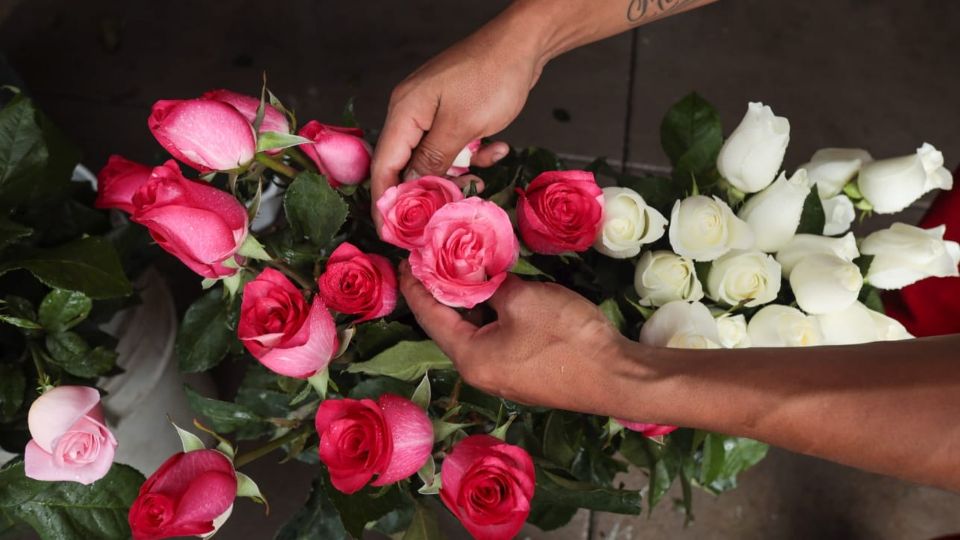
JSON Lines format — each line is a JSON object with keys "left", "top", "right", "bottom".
{"left": 860, "top": 223, "right": 960, "bottom": 289}
{"left": 668, "top": 195, "right": 754, "bottom": 261}
{"left": 715, "top": 313, "right": 750, "bottom": 348}
{"left": 789, "top": 253, "right": 863, "bottom": 314}
{"left": 707, "top": 250, "right": 781, "bottom": 307}
{"left": 717, "top": 102, "right": 790, "bottom": 193}
{"left": 867, "top": 309, "right": 913, "bottom": 341}
{"left": 639, "top": 301, "right": 720, "bottom": 349}
{"left": 747, "top": 304, "right": 824, "bottom": 347}
{"left": 738, "top": 169, "right": 811, "bottom": 252}
{"left": 633, "top": 251, "right": 704, "bottom": 306}
{"left": 594, "top": 187, "right": 668, "bottom": 259}
{"left": 820, "top": 194, "right": 855, "bottom": 236}
{"left": 857, "top": 143, "right": 953, "bottom": 214}
{"left": 815, "top": 301, "right": 913, "bottom": 345}
{"left": 799, "top": 148, "right": 873, "bottom": 198}
{"left": 775, "top": 232, "right": 859, "bottom": 278}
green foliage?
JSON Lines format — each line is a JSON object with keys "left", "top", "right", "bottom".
{"left": 345, "top": 341, "right": 453, "bottom": 382}
{"left": 0, "top": 364, "right": 25, "bottom": 419}
{"left": 660, "top": 93, "right": 724, "bottom": 189}
{"left": 44, "top": 331, "right": 116, "bottom": 378}
{"left": 528, "top": 467, "right": 642, "bottom": 530}
{"left": 0, "top": 237, "right": 132, "bottom": 299}
{"left": 176, "top": 288, "right": 235, "bottom": 373}
{"left": 401, "top": 501, "right": 442, "bottom": 540}
{"left": 275, "top": 476, "right": 350, "bottom": 540}
{"left": 284, "top": 172, "right": 348, "bottom": 247}
{"left": 327, "top": 484, "right": 409, "bottom": 538}
{"left": 184, "top": 385, "right": 264, "bottom": 434}
{"left": 38, "top": 289, "right": 91, "bottom": 333}
{"left": 796, "top": 188, "right": 826, "bottom": 235}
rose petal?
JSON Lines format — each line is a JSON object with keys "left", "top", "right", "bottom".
{"left": 27, "top": 386, "right": 102, "bottom": 452}
{"left": 371, "top": 394, "right": 433, "bottom": 486}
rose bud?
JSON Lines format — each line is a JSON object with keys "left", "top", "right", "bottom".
{"left": 858, "top": 143, "right": 953, "bottom": 214}
{"left": 821, "top": 194, "right": 856, "bottom": 236}
{"left": 202, "top": 89, "right": 290, "bottom": 134}
{"left": 315, "top": 394, "right": 433, "bottom": 494}
{"left": 860, "top": 223, "right": 960, "bottom": 290}
{"left": 95, "top": 155, "right": 153, "bottom": 214}
{"left": 317, "top": 242, "right": 397, "bottom": 322}
{"left": 715, "top": 312, "right": 750, "bottom": 349}
{"left": 799, "top": 148, "right": 873, "bottom": 198}
{"left": 717, "top": 102, "right": 790, "bottom": 193}
{"left": 130, "top": 161, "right": 248, "bottom": 278}
{"left": 737, "top": 169, "right": 812, "bottom": 253}
{"left": 815, "top": 301, "right": 913, "bottom": 346}
{"left": 594, "top": 186, "right": 667, "bottom": 259}
{"left": 24, "top": 386, "right": 117, "bottom": 485}
{"left": 706, "top": 250, "right": 782, "bottom": 308}
{"left": 128, "top": 450, "right": 237, "bottom": 540}
{"left": 633, "top": 251, "right": 704, "bottom": 307}
{"left": 668, "top": 195, "right": 754, "bottom": 262}
{"left": 446, "top": 139, "right": 481, "bottom": 177}
{"left": 516, "top": 170, "right": 604, "bottom": 255}
{"left": 747, "top": 304, "right": 824, "bottom": 347}
{"left": 617, "top": 420, "right": 678, "bottom": 438}
{"left": 376, "top": 176, "right": 464, "bottom": 250}
{"left": 238, "top": 268, "right": 338, "bottom": 379}
{"left": 639, "top": 300, "right": 721, "bottom": 349}
{"left": 297, "top": 120, "right": 372, "bottom": 187}
{"left": 440, "top": 435, "right": 535, "bottom": 540}
{"left": 790, "top": 253, "right": 862, "bottom": 315}
{"left": 775, "top": 232, "right": 859, "bottom": 278}
{"left": 148, "top": 98, "right": 256, "bottom": 173}
{"left": 409, "top": 197, "right": 519, "bottom": 308}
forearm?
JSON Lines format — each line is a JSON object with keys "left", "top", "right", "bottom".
{"left": 610, "top": 336, "right": 960, "bottom": 491}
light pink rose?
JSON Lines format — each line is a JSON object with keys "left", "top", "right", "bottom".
{"left": 202, "top": 89, "right": 290, "bottom": 134}
{"left": 446, "top": 139, "right": 481, "bottom": 177}
{"left": 297, "top": 121, "right": 372, "bottom": 187}
{"left": 617, "top": 419, "right": 678, "bottom": 438}
{"left": 24, "top": 386, "right": 117, "bottom": 485}
{"left": 409, "top": 197, "right": 519, "bottom": 308}
{"left": 148, "top": 98, "right": 256, "bottom": 173}
{"left": 376, "top": 176, "right": 464, "bottom": 250}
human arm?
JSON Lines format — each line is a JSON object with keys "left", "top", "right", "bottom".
{"left": 398, "top": 264, "right": 960, "bottom": 492}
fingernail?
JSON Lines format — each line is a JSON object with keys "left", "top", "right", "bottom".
{"left": 403, "top": 168, "right": 421, "bottom": 181}
{"left": 491, "top": 148, "right": 508, "bottom": 162}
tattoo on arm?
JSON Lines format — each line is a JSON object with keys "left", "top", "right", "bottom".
{"left": 626, "top": 0, "right": 704, "bottom": 23}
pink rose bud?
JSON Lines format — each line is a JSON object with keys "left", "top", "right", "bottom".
{"left": 315, "top": 394, "right": 433, "bottom": 494}
{"left": 238, "top": 268, "right": 338, "bottom": 379}
{"left": 446, "top": 139, "right": 482, "bottom": 177}
{"left": 24, "top": 385, "right": 117, "bottom": 485}
{"left": 297, "top": 120, "right": 372, "bottom": 187}
{"left": 202, "top": 89, "right": 290, "bottom": 134}
{"left": 148, "top": 98, "right": 256, "bottom": 173}
{"left": 128, "top": 449, "right": 237, "bottom": 540}
{"left": 130, "top": 161, "right": 248, "bottom": 279}
{"left": 376, "top": 176, "right": 464, "bottom": 250}
{"left": 317, "top": 242, "right": 397, "bottom": 323}
{"left": 409, "top": 197, "right": 519, "bottom": 308}
{"left": 617, "top": 419, "right": 679, "bottom": 438}
{"left": 95, "top": 155, "right": 154, "bottom": 214}
{"left": 440, "top": 435, "right": 535, "bottom": 540}
{"left": 517, "top": 170, "right": 604, "bottom": 254}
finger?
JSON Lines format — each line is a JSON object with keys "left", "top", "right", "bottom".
{"left": 407, "top": 109, "right": 476, "bottom": 178}
{"left": 471, "top": 141, "right": 510, "bottom": 168}
{"left": 485, "top": 273, "right": 527, "bottom": 318}
{"left": 451, "top": 173, "right": 485, "bottom": 194}
{"left": 399, "top": 260, "right": 478, "bottom": 359}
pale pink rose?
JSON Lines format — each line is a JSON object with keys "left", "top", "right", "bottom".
{"left": 297, "top": 121, "right": 372, "bottom": 187}
{"left": 24, "top": 386, "right": 117, "bottom": 485}
{"left": 618, "top": 419, "right": 678, "bottom": 438}
{"left": 376, "top": 176, "right": 464, "bottom": 250}
{"left": 409, "top": 197, "right": 519, "bottom": 308}
{"left": 446, "top": 139, "right": 482, "bottom": 177}
{"left": 202, "top": 89, "right": 290, "bottom": 134}
{"left": 148, "top": 98, "right": 256, "bottom": 173}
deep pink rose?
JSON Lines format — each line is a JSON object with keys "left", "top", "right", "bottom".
{"left": 447, "top": 139, "right": 482, "bottom": 177}
{"left": 128, "top": 450, "right": 237, "bottom": 540}
{"left": 315, "top": 394, "right": 433, "bottom": 494}
{"left": 317, "top": 242, "right": 397, "bottom": 322}
{"left": 148, "top": 98, "right": 256, "bottom": 173}
{"left": 238, "top": 268, "right": 338, "bottom": 378}
{"left": 440, "top": 435, "right": 535, "bottom": 540}
{"left": 23, "top": 386, "right": 117, "bottom": 485}
{"left": 95, "top": 155, "right": 153, "bottom": 214}
{"left": 376, "top": 176, "right": 464, "bottom": 250}
{"left": 202, "top": 89, "right": 290, "bottom": 135}
{"left": 617, "top": 420, "right": 679, "bottom": 438}
{"left": 516, "top": 170, "right": 604, "bottom": 254}
{"left": 130, "top": 161, "right": 248, "bottom": 278}
{"left": 409, "top": 197, "right": 519, "bottom": 308}
{"left": 297, "top": 120, "right": 371, "bottom": 187}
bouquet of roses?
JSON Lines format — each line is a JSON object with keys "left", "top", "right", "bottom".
{"left": 4, "top": 84, "right": 957, "bottom": 540}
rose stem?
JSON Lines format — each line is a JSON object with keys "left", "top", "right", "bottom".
{"left": 285, "top": 147, "right": 317, "bottom": 173}
{"left": 234, "top": 426, "right": 313, "bottom": 469}
{"left": 255, "top": 154, "right": 298, "bottom": 179}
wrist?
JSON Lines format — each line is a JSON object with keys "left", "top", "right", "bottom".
{"left": 489, "top": 0, "right": 564, "bottom": 73}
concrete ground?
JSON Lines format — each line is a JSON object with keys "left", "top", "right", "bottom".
{"left": 2, "top": 0, "right": 959, "bottom": 538}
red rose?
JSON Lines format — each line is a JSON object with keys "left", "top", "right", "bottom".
{"left": 315, "top": 394, "right": 433, "bottom": 494}
{"left": 201, "top": 89, "right": 290, "bottom": 135}
{"left": 317, "top": 242, "right": 397, "bottom": 322}
{"left": 130, "top": 161, "right": 248, "bottom": 278}
{"left": 376, "top": 176, "right": 464, "bottom": 250}
{"left": 297, "top": 121, "right": 371, "bottom": 187}
{"left": 516, "top": 170, "right": 604, "bottom": 254}
{"left": 148, "top": 98, "right": 256, "bottom": 173}
{"left": 238, "top": 268, "right": 338, "bottom": 379}
{"left": 94, "top": 155, "right": 153, "bottom": 214}
{"left": 617, "top": 419, "right": 678, "bottom": 438}
{"left": 128, "top": 450, "right": 237, "bottom": 540}
{"left": 440, "top": 435, "right": 535, "bottom": 540}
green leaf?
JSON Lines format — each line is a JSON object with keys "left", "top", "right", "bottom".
{"left": 176, "top": 288, "right": 234, "bottom": 373}
{"left": 0, "top": 314, "right": 41, "bottom": 330}
{"left": 416, "top": 456, "right": 441, "bottom": 495}
{"left": 0, "top": 364, "right": 25, "bottom": 419}
{"left": 275, "top": 476, "right": 350, "bottom": 540}
{"left": 256, "top": 132, "right": 313, "bottom": 153}
{"left": 355, "top": 320, "right": 418, "bottom": 359}
{"left": 859, "top": 285, "right": 884, "bottom": 313}
{"left": 184, "top": 385, "right": 264, "bottom": 434}
{"left": 411, "top": 373, "right": 431, "bottom": 409}
{"left": 0, "top": 95, "right": 47, "bottom": 207}
{"left": 432, "top": 419, "right": 471, "bottom": 443}
{"left": 699, "top": 433, "right": 726, "bottom": 485}
{"left": 0, "top": 237, "right": 131, "bottom": 299}
{"left": 284, "top": 172, "right": 348, "bottom": 247}
{"left": 533, "top": 468, "right": 642, "bottom": 515}
{"left": 660, "top": 93, "right": 723, "bottom": 181}
{"left": 704, "top": 437, "right": 768, "bottom": 494}
{"left": 0, "top": 460, "right": 144, "bottom": 540}
{"left": 542, "top": 410, "right": 583, "bottom": 469}
{"left": 38, "top": 289, "right": 91, "bottom": 332}
{"left": 402, "top": 501, "right": 443, "bottom": 540}
{"left": 236, "top": 471, "right": 268, "bottom": 507}
{"left": 45, "top": 332, "right": 116, "bottom": 378}
{"left": 172, "top": 422, "right": 206, "bottom": 453}
{"left": 345, "top": 341, "right": 452, "bottom": 382}
{"left": 0, "top": 216, "right": 31, "bottom": 251}
{"left": 598, "top": 298, "right": 626, "bottom": 332}
{"left": 349, "top": 376, "right": 415, "bottom": 401}
{"left": 796, "top": 189, "right": 826, "bottom": 235}
{"left": 327, "top": 483, "right": 406, "bottom": 539}
{"left": 237, "top": 234, "right": 272, "bottom": 261}
{"left": 510, "top": 258, "right": 554, "bottom": 280}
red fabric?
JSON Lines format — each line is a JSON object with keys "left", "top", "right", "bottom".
{"left": 883, "top": 167, "right": 960, "bottom": 337}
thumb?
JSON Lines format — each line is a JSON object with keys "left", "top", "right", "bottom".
{"left": 406, "top": 112, "right": 475, "bottom": 178}
{"left": 398, "top": 260, "right": 478, "bottom": 361}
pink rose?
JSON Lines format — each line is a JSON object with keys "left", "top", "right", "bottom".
{"left": 130, "top": 161, "right": 248, "bottom": 278}
{"left": 238, "top": 268, "right": 338, "bottom": 379}
{"left": 409, "top": 197, "right": 519, "bottom": 308}
{"left": 202, "top": 89, "right": 290, "bottom": 134}
{"left": 376, "top": 176, "right": 464, "bottom": 250}
{"left": 440, "top": 435, "right": 535, "bottom": 540}
{"left": 24, "top": 386, "right": 117, "bottom": 485}
{"left": 297, "top": 120, "right": 372, "bottom": 187}
{"left": 148, "top": 98, "right": 256, "bottom": 173}
{"left": 315, "top": 394, "right": 433, "bottom": 494}
{"left": 447, "top": 139, "right": 482, "bottom": 177}
{"left": 95, "top": 155, "right": 153, "bottom": 214}
{"left": 516, "top": 170, "right": 604, "bottom": 254}
{"left": 617, "top": 420, "right": 678, "bottom": 438}
{"left": 317, "top": 242, "right": 397, "bottom": 322}
{"left": 128, "top": 449, "right": 237, "bottom": 540}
